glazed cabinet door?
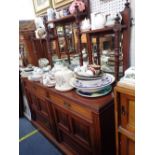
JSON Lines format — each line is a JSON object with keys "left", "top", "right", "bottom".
{"left": 53, "top": 103, "right": 94, "bottom": 155}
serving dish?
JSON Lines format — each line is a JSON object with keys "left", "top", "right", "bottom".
{"left": 76, "top": 85, "right": 112, "bottom": 98}
{"left": 70, "top": 73, "right": 115, "bottom": 93}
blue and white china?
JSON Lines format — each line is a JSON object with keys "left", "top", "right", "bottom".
{"left": 38, "top": 58, "right": 49, "bottom": 68}
{"left": 70, "top": 73, "right": 115, "bottom": 93}
{"left": 76, "top": 85, "right": 112, "bottom": 98}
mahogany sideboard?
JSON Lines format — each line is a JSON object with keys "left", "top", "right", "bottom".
{"left": 114, "top": 83, "right": 135, "bottom": 155}
{"left": 22, "top": 78, "right": 115, "bottom": 155}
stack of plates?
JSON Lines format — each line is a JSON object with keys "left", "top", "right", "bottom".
{"left": 70, "top": 73, "right": 115, "bottom": 98}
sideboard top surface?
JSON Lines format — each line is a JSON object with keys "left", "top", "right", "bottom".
{"left": 22, "top": 78, "right": 114, "bottom": 112}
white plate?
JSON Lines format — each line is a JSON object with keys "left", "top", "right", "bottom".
{"left": 55, "top": 86, "right": 74, "bottom": 92}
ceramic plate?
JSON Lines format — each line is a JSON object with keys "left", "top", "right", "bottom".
{"left": 76, "top": 85, "right": 112, "bottom": 98}
{"left": 70, "top": 73, "right": 115, "bottom": 89}
{"left": 75, "top": 71, "right": 104, "bottom": 80}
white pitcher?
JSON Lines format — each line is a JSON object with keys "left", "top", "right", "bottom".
{"left": 93, "top": 12, "right": 107, "bottom": 29}
{"left": 55, "top": 68, "right": 74, "bottom": 91}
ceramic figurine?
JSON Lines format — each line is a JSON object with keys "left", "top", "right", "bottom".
{"left": 69, "top": 0, "right": 86, "bottom": 14}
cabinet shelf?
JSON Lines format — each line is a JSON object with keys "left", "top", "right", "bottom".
{"left": 47, "top": 12, "right": 87, "bottom": 24}
{"left": 81, "top": 25, "right": 127, "bottom": 35}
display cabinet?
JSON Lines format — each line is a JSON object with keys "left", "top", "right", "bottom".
{"left": 114, "top": 83, "right": 135, "bottom": 155}
{"left": 43, "top": 1, "right": 131, "bottom": 81}
{"left": 80, "top": 1, "right": 131, "bottom": 81}
{"left": 43, "top": 0, "right": 90, "bottom": 65}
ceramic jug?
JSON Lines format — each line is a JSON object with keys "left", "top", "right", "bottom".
{"left": 47, "top": 8, "right": 55, "bottom": 21}
{"left": 93, "top": 12, "right": 107, "bottom": 29}
{"left": 55, "top": 67, "right": 74, "bottom": 91}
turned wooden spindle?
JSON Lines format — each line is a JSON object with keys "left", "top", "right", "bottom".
{"left": 75, "top": 5, "right": 83, "bottom": 66}
{"left": 63, "top": 25, "right": 71, "bottom": 64}
{"left": 113, "top": 14, "right": 122, "bottom": 81}
{"left": 121, "top": 0, "right": 131, "bottom": 74}
{"left": 96, "top": 36, "right": 100, "bottom": 65}
{"left": 43, "top": 16, "right": 53, "bottom": 66}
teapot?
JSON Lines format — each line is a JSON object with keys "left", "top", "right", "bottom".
{"left": 105, "top": 13, "right": 122, "bottom": 26}
{"left": 93, "top": 12, "right": 107, "bottom": 29}
{"left": 55, "top": 67, "right": 74, "bottom": 91}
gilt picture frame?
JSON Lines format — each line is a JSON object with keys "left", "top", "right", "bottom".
{"left": 32, "top": 0, "right": 52, "bottom": 16}
{"left": 52, "top": 0, "right": 73, "bottom": 9}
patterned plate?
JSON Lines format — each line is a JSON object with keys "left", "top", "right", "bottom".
{"left": 70, "top": 73, "right": 115, "bottom": 89}
{"left": 76, "top": 85, "right": 112, "bottom": 98}
{"left": 75, "top": 71, "right": 104, "bottom": 80}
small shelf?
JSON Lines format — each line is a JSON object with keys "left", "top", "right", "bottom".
{"left": 47, "top": 12, "right": 88, "bottom": 24}
{"left": 80, "top": 25, "right": 127, "bottom": 35}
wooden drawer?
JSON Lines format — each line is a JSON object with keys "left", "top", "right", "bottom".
{"left": 23, "top": 80, "right": 33, "bottom": 90}
{"left": 32, "top": 84, "right": 47, "bottom": 99}
{"left": 23, "top": 80, "right": 47, "bottom": 98}
{"left": 49, "top": 93, "right": 92, "bottom": 121}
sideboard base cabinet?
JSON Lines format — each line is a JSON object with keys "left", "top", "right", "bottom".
{"left": 22, "top": 78, "right": 116, "bottom": 155}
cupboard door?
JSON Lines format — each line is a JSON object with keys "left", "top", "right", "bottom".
{"left": 119, "top": 134, "right": 135, "bottom": 155}
{"left": 59, "top": 129, "right": 92, "bottom": 155}
{"left": 119, "top": 93, "right": 135, "bottom": 133}
{"left": 37, "top": 97, "right": 49, "bottom": 118}
{"left": 35, "top": 112, "right": 51, "bottom": 131}
{"left": 53, "top": 105, "right": 70, "bottom": 133}
{"left": 31, "top": 94, "right": 40, "bottom": 110}
{"left": 71, "top": 116, "right": 92, "bottom": 147}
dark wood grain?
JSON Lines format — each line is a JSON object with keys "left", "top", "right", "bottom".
{"left": 114, "top": 83, "right": 135, "bottom": 155}
{"left": 22, "top": 78, "right": 115, "bottom": 155}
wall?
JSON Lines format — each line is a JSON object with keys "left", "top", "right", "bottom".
{"left": 19, "top": 0, "right": 35, "bottom": 20}
{"left": 89, "top": 0, "right": 135, "bottom": 66}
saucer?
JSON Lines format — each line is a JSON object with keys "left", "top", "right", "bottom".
{"left": 55, "top": 86, "right": 74, "bottom": 92}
